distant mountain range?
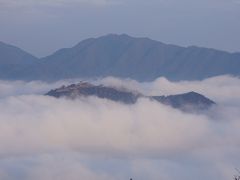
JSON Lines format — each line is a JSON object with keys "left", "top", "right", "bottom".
{"left": 1, "top": 34, "right": 240, "bottom": 81}
{"left": 0, "top": 41, "right": 38, "bottom": 79}
{"left": 46, "top": 82, "right": 216, "bottom": 112}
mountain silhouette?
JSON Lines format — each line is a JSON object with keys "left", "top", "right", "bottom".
{"left": 46, "top": 82, "right": 216, "bottom": 112}
{"left": 1, "top": 34, "right": 240, "bottom": 81}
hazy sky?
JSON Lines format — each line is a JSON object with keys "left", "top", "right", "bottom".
{"left": 0, "top": 0, "right": 240, "bottom": 57}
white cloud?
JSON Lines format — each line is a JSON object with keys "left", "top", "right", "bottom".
{"left": 100, "top": 75, "right": 240, "bottom": 105}
{"left": 0, "top": 75, "right": 239, "bottom": 180}
{"left": 0, "top": 95, "right": 211, "bottom": 157}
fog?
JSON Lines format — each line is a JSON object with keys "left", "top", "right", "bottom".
{"left": 0, "top": 75, "right": 239, "bottom": 180}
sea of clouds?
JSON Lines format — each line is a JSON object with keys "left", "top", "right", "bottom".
{"left": 0, "top": 75, "right": 240, "bottom": 180}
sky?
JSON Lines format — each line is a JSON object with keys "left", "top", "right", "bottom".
{"left": 0, "top": 0, "right": 240, "bottom": 57}
{"left": 0, "top": 75, "right": 240, "bottom": 179}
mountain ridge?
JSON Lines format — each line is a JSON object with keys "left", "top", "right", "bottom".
{"left": 0, "top": 41, "right": 39, "bottom": 80}
{"left": 0, "top": 34, "right": 240, "bottom": 81}
{"left": 45, "top": 82, "right": 216, "bottom": 112}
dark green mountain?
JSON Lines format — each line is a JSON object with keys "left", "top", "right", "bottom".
{"left": 1, "top": 34, "right": 240, "bottom": 81}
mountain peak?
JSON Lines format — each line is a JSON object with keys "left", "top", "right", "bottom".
{"left": 46, "top": 82, "right": 140, "bottom": 104}
{"left": 102, "top": 33, "right": 132, "bottom": 39}
{"left": 98, "top": 34, "right": 155, "bottom": 43}
{"left": 46, "top": 82, "right": 216, "bottom": 113}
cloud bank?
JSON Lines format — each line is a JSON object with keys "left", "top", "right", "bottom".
{"left": 0, "top": 75, "right": 239, "bottom": 180}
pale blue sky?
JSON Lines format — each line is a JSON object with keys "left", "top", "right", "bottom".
{"left": 0, "top": 0, "right": 240, "bottom": 57}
